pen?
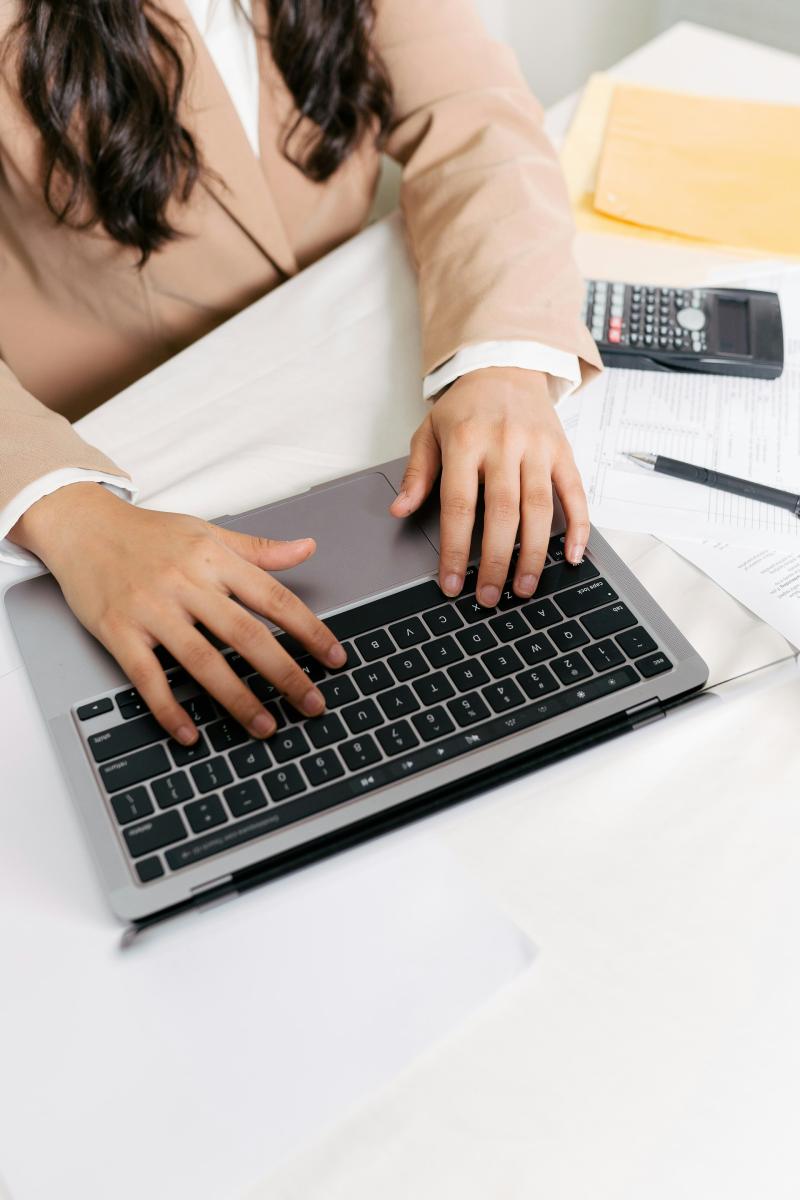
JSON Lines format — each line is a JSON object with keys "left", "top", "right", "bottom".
{"left": 625, "top": 452, "right": 800, "bottom": 518}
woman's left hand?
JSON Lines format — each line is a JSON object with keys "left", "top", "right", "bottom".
{"left": 389, "top": 367, "right": 589, "bottom": 607}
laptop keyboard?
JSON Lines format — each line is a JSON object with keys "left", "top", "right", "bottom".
{"left": 76, "top": 536, "right": 674, "bottom": 884}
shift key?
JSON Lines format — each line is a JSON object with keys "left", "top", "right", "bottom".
{"left": 100, "top": 744, "right": 170, "bottom": 793}
{"left": 88, "top": 713, "right": 163, "bottom": 763}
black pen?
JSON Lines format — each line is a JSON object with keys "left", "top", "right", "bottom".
{"left": 625, "top": 452, "right": 800, "bottom": 518}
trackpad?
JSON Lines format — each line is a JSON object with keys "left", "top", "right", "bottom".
{"left": 221, "top": 472, "right": 440, "bottom": 618}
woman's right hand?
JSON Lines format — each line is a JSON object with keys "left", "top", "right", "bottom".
{"left": 10, "top": 483, "right": 346, "bottom": 746}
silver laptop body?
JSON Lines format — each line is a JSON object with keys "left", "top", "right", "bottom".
{"left": 5, "top": 457, "right": 708, "bottom": 934}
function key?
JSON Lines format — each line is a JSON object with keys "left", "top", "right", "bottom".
{"left": 636, "top": 652, "right": 673, "bottom": 678}
{"left": 77, "top": 697, "right": 113, "bottom": 721}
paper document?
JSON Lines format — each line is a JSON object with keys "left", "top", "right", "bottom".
{"left": 570, "top": 268, "right": 800, "bottom": 549}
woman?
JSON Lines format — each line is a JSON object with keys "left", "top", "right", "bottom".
{"left": 1, "top": 0, "right": 601, "bottom": 746}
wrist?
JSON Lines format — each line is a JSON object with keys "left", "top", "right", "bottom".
{"left": 8, "top": 482, "right": 121, "bottom": 566}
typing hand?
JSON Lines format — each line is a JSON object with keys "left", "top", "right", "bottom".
{"left": 10, "top": 483, "right": 347, "bottom": 745}
{"left": 389, "top": 367, "right": 589, "bottom": 605}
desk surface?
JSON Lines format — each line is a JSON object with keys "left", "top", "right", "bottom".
{"left": 2, "top": 20, "right": 800, "bottom": 1200}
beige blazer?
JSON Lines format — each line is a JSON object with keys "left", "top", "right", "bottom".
{"left": 0, "top": 0, "right": 601, "bottom": 511}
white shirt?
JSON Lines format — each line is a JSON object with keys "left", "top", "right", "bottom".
{"left": 0, "top": 0, "right": 581, "bottom": 565}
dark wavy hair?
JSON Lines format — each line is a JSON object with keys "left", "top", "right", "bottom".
{"left": 6, "top": 1, "right": 393, "bottom": 263}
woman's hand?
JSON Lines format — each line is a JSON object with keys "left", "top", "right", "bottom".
{"left": 10, "top": 483, "right": 347, "bottom": 745}
{"left": 390, "top": 367, "right": 589, "bottom": 606}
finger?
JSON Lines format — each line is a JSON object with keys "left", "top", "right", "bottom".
{"left": 213, "top": 527, "right": 317, "bottom": 572}
{"left": 160, "top": 618, "right": 282, "bottom": 736}
{"left": 514, "top": 459, "right": 554, "bottom": 597}
{"left": 110, "top": 635, "right": 199, "bottom": 746}
{"left": 477, "top": 455, "right": 521, "bottom": 607}
{"left": 190, "top": 590, "right": 328, "bottom": 719}
{"left": 437, "top": 447, "right": 480, "bottom": 597}
{"left": 552, "top": 454, "right": 590, "bottom": 565}
{"left": 229, "top": 559, "right": 346, "bottom": 670}
{"left": 390, "top": 417, "right": 441, "bottom": 516}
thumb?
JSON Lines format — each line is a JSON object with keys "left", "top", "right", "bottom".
{"left": 390, "top": 416, "right": 441, "bottom": 517}
{"left": 213, "top": 526, "right": 317, "bottom": 571}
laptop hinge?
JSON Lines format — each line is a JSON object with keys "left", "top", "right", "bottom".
{"left": 625, "top": 697, "right": 666, "bottom": 730}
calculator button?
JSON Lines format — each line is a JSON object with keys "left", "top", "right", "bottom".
{"left": 677, "top": 307, "right": 706, "bottom": 331}
{"left": 608, "top": 329, "right": 621, "bottom": 343}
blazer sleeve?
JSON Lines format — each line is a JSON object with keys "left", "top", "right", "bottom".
{"left": 375, "top": 0, "right": 602, "bottom": 385}
{"left": 0, "top": 358, "right": 130, "bottom": 513}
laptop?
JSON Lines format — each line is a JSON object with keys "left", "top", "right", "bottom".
{"left": 5, "top": 457, "right": 708, "bottom": 937}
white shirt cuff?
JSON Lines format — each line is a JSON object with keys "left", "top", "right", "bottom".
{"left": 423, "top": 340, "right": 583, "bottom": 403}
{"left": 0, "top": 469, "right": 137, "bottom": 567}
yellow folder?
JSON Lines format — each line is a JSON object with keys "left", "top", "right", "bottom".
{"left": 593, "top": 84, "right": 800, "bottom": 257}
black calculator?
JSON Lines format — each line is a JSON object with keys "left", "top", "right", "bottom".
{"left": 584, "top": 280, "right": 784, "bottom": 380}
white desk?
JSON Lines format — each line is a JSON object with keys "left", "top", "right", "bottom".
{"left": 2, "top": 21, "right": 799, "bottom": 1200}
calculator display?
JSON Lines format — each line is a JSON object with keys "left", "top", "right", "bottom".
{"left": 717, "top": 298, "right": 750, "bottom": 355}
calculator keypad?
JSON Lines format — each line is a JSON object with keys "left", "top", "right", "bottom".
{"left": 582, "top": 282, "right": 708, "bottom": 354}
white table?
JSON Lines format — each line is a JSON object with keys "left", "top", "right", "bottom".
{"left": 2, "top": 21, "right": 799, "bottom": 1200}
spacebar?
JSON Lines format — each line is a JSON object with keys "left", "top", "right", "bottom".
{"left": 166, "top": 667, "right": 639, "bottom": 871}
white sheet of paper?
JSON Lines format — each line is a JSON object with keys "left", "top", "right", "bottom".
{"left": 570, "top": 267, "right": 800, "bottom": 549}
{"left": 0, "top": 665, "right": 535, "bottom": 1200}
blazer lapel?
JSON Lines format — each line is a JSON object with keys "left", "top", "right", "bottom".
{"left": 162, "top": 0, "right": 298, "bottom": 277}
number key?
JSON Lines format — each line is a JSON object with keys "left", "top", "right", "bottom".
{"left": 447, "top": 692, "right": 491, "bottom": 727}
{"left": 552, "top": 653, "right": 592, "bottom": 685}
{"left": 412, "top": 706, "right": 456, "bottom": 742}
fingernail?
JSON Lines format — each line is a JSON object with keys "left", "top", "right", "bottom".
{"left": 393, "top": 489, "right": 411, "bottom": 511}
{"left": 478, "top": 585, "right": 500, "bottom": 608}
{"left": 250, "top": 711, "right": 275, "bottom": 737}
{"left": 176, "top": 724, "right": 196, "bottom": 746}
{"left": 302, "top": 688, "right": 325, "bottom": 717}
{"left": 517, "top": 574, "right": 537, "bottom": 597}
{"left": 327, "top": 643, "right": 347, "bottom": 668}
{"left": 568, "top": 544, "right": 585, "bottom": 564}
{"left": 442, "top": 573, "right": 463, "bottom": 596}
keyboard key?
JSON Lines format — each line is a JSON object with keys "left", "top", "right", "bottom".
{"left": 637, "top": 652, "right": 673, "bottom": 677}
{"left": 191, "top": 756, "right": 233, "bottom": 794}
{"left": 305, "top": 712, "right": 347, "bottom": 749}
{"left": 616, "top": 627, "right": 658, "bottom": 658}
{"left": 341, "top": 698, "right": 383, "bottom": 734}
{"left": 498, "top": 584, "right": 527, "bottom": 610}
{"left": 448, "top": 660, "right": 490, "bottom": 692}
{"left": 88, "top": 713, "right": 163, "bottom": 763}
{"left": 412, "top": 706, "right": 456, "bottom": 742}
{"left": 336, "top": 643, "right": 361, "bottom": 671}
{"left": 377, "top": 685, "right": 420, "bottom": 718}
{"left": 123, "top": 810, "right": 187, "bottom": 858}
{"left": 224, "top": 651, "right": 254, "bottom": 678}
{"left": 518, "top": 666, "right": 559, "bottom": 698}
{"left": 552, "top": 653, "right": 592, "bottom": 685}
{"left": 557, "top": 578, "right": 618, "bottom": 617}
{"left": 114, "top": 687, "right": 142, "bottom": 711}
{"left": 263, "top": 764, "right": 306, "bottom": 802}
{"left": 534, "top": 558, "right": 599, "bottom": 598}
{"left": 455, "top": 595, "right": 494, "bottom": 625}
{"left": 354, "top": 629, "right": 396, "bottom": 662}
{"left": 550, "top": 621, "right": 590, "bottom": 652}
{"left": 207, "top": 717, "right": 250, "bottom": 752}
{"left": 582, "top": 602, "right": 637, "bottom": 639}
{"left": 377, "top": 720, "right": 420, "bottom": 756}
{"left": 135, "top": 856, "right": 164, "bottom": 883}
{"left": 272, "top": 728, "right": 311, "bottom": 762}
{"left": 387, "top": 649, "right": 428, "bottom": 682}
{"left": 152, "top": 771, "right": 193, "bottom": 808}
{"left": 353, "top": 662, "right": 394, "bottom": 695}
{"left": 422, "top": 605, "right": 464, "bottom": 635}
{"left": 548, "top": 533, "right": 566, "bottom": 562}
{"left": 521, "top": 599, "right": 561, "bottom": 629}
{"left": 489, "top": 611, "right": 529, "bottom": 642}
{"left": 456, "top": 625, "right": 498, "bottom": 655}
{"left": 561, "top": 665, "right": 639, "bottom": 707}
{"left": 110, "top": 787, "right": 154, "bottom": 826}
{"left": 100, "top": 744, "right": 171, "bottom": 793}
{"left": 223, "top": 779, "right": 268, "bottom": 817}
{"left": 585, "top": 639, "right": 625, "bottom": 673}
{"left": 184, "top": 695, "right": 218, "bottom": 726}
{"left": 296, "top": 656, "right": 326, "bottom": 683}
{"left": 482, "top": 680, "right": 525, "bottom": 713}
{"left": 448, "top": 693, "right": 491, "bottom": 727}
{"left": 421, "top": 635, "right": 464, "bottom": 669}
{"left": 302, "top": 749, "right": 345, "bottom": 787}
{"left": 77, "top": 697, "right": 113, "bottom": 721}
{"left": 170, "top": 733, "right": 210, "bottom": 766}
{"left": 325, "top": 580, "right": 443, "bottom": 642}
{"left": 388, "top": 616, "right": 430, "bottom": 649}
{"left": 319, "top": 676, "right": 359, "bottom": 708}
{"left": 185, "top": 795, "right": 228, "bottom": 834}
{"left": 514, "top": 633, "right": 557, "bottom": 666}
{"left": 340, "top": 735, "right": 381, "bottom": 771}
{"left": 482, "top": 646, "right": 524, "bottom": 678}
{"left": 412, "top": 671, "right": 456, "bottom": 705}
{"left": 229, "top": 741, "right": 271, "bottom": 778}
{"left": 250, "top": 676, "right": 279, "bottom": 704}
